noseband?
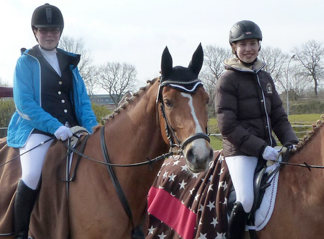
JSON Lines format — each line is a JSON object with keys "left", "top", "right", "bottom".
{"left": 156, "top": 78, "right": 210, "bottom": 152}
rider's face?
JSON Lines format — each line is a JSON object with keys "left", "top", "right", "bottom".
{"left": 33, "top": 27, "right": 61, "bottom": 50}
{"left": 234, "top": 39, "right": 260, "bottom": 63}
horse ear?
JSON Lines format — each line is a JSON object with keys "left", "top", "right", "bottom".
{"left": 161, "top": 46, "right": 173, "bottom": 78}
{"left": 188, "top": 43, "right": 204, "bottom": 76}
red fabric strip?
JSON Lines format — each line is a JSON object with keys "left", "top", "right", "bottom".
{"left": 148, "top": 186, "right": 196, "bottom": 239}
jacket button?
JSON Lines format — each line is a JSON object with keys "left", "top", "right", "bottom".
{"left": 261, "top": 100, "right": 264, "bottom": 103}
{"left": 64, "top": 109, "right": 68, "bottom": 113}
{"left": 61, "top": 99, "right": 65, "bottom": 103}
{"left": 58, "top": 91, "right": 61, "bottom": 95}
{"left": 59, "top": 81, "right": 62, "bottom": 85}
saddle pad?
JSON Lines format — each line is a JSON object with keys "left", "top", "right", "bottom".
{"left": 246, "top": 162, "right": 280, "bottom": 231}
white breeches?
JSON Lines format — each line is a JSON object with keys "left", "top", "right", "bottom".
{"left": 225, "top": 155, "right": 258, "bottom": 213}
{"left": 19, "top": 134, "right": 54, "bottom": 190}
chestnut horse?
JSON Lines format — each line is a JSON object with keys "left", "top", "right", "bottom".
{"left": 0, "top": 44, "right": 213, "bottom": 239}
{"left": 146, "top": 116, "right": 324, "bottom": 239}
{"left": 256, "top": 117, "right": 324, "bottom": 239}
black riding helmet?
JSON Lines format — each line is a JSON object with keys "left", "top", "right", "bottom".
{"left": 229, "top": 20, "right": 262, "bottom": 45}
{"left": 31, "top": 3, "right": 64, "bottom": 33}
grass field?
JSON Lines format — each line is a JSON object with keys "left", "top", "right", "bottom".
{"left": 208, "top": 113, "right": 323, "bottom": 150}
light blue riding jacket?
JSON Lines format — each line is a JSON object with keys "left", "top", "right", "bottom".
{"left": 7, "top": 47, "right": 98, "bottom": 148}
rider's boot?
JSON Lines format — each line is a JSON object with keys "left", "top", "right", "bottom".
{"left": 14, "top": 179, "right": 38, "bottom": 239}
{"left": 227, "top": 201, "right": 248, "bottom": 239}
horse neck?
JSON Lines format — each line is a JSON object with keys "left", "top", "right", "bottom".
{"left": 281, "top": 122, "right": 324, "bottom": 200}
{"left": 263, "top": 122, "right": 324, "bottom": 238}
{"left": 291, "top": 123, "right": 324, "bottom": 166}
{"left": 99, "top": 80, "right": 169, "bottom": 222}
{"left": 102, "top": 80, "right": 169, "bottom": 161}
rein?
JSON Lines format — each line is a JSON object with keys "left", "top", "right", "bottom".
{"left": 100, "top": 126, "right": 143, "bottom": 238}
{"left": 271, "top": 160, "right": 321, "bottom": 171}
{"left": 63, "top": 141, "right": 174, "bottom": 168}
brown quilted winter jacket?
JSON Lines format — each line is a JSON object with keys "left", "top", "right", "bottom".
{"left": 215, "top": 58, "right": 298, "bottom": 158}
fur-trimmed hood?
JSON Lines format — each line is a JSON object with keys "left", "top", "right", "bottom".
{"left": 224, "top": 57, "right": 266, "bottom": 73}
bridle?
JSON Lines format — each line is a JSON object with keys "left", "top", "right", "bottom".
{"left": 156, "top": 78, "right": 210, "bottom": 151}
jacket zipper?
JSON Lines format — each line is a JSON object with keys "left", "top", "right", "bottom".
{"left": 256, "top": 74, "right": 273, "bottom": 146}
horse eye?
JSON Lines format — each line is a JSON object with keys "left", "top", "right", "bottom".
{"left": 164, "top": 99, "right": 173, "bottom": 108}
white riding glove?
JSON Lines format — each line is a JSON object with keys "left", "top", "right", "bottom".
{"left": 262, "top": 146, "right": 279, "bottom": 161}
{"left": 54, "top": 126, "right": 73, "bottom": 141}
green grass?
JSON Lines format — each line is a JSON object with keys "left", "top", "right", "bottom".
{"left": 208, "top": 114, "right": 323, "bottom": 150}
{"left": 210, "top": 135, "right": 223, "bottom": 150}
{"left": 288, "top": 114, "right": 323, "bottom": 123}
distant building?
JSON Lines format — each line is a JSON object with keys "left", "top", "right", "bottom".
{"left": 90, "top": 94, "right": 118, "bottom": 110}
{"left": 90, "top": 92, "right": 132, "bottom": 110}
{"left": 0, "top": 87, "right": 13, "bottom": 98}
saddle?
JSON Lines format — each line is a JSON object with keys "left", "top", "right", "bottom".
{"left": 227, "top": 145, "right": 294, "bottom": 238}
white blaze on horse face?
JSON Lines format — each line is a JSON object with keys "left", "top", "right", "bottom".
{"left": 181, "top": 93, "right": 203, "bottom": 133}
{"left": 181, "top": 92, "right": 207, "bottom": 157}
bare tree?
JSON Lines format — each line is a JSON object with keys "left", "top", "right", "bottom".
{"left": 289, "top": 64, "right": 312, "bottom": 99}
{"left": 258, "top": 46, "right": 288, "bottom": 85}
{"left": 200, "top": 45, "right": 231, "bottom": 116}
{"left": 97, "top": 62, "right": 138, "bottom": 105}
{"left": 0, "top": 78, "right": 9, "bottom": 87}
{"left": 58, "top": 36, "right": 98, "bottom": 96}
{"left": 293, "top": 40, "right": 324, "bottom": 97}
{"left": 202, "top": 45, "right": 232, "bottom": 83}
{"left": 81, "top": 65, "right": 98, "bottom": 98}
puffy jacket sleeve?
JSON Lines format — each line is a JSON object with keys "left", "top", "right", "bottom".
{"left": 72, "top": 67, "right": 98, "bottom": 133}
{"left": 215, "top": 73, "right": 267, "bottom": 157}
{"left": 13, "top": 55, "right": 63, "bottom": 134}
{"left": 269, "top": 80, "right": 298, "bottom": 145}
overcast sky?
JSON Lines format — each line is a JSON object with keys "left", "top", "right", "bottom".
{"left": 0, "top": 0, "right": 323, "bottom": 90}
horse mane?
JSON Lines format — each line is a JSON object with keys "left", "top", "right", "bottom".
{"left": 92, "top": 78, "right": 159, "bottom": 135}
{"left": 105, "top": 78, "right": 159, "bottom": 120}
{"left": 293, "top": 114, "right": 324, "bottom": 153}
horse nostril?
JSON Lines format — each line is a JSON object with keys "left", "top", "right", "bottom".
{"left": 186, "top": 148, "right": 195, "bottom": 163}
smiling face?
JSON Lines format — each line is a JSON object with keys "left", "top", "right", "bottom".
{"left": 33, "top": 27, "right": 61, "bottom": 50}
{"left": 233, "top": 38, "right": 260, "bottom": 63}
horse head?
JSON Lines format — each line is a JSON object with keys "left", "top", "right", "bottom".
{"left": 158, "top": 43, "right": 213, "bottom": 172}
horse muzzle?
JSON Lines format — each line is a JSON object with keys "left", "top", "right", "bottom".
{"left": 182, "top": 133, "right": 214, "bottom": 173}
